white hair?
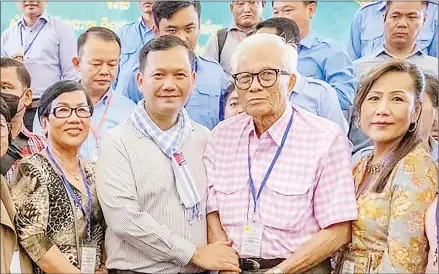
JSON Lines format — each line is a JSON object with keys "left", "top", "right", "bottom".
{"left": 230, "top": 33, "right": 298, "bottom": 75}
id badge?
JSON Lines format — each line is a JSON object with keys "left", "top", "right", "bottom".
{"left": 341, "top": 260, "right": 354, "bottom": 273}
{"left": 80, "top": 241, "right": 97, "bottom": 274}
{"left": 240, "top": 223, "right": 264, "bottom": 257}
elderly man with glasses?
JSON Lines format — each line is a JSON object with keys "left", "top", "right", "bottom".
{"left": 204, "top": 34, "right": 358, "bottom": 274}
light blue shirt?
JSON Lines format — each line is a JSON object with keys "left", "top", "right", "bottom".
{"left": 289, "top": 73, "right": 348, "bottom": 134}
{"left": 113, "top": 17, "right": 154, "bottom": 94}
{"left": 121, "top": 55, "right": 231, "bottom": 130}
{"left": 297, "top": 31, "right": 358, "bottom": 110}
{"left": 1, "top": 13, "right": 79, "bottom": 98}
{"left": 33, "top": 89, "right": 135, "bottom": 160}
{"left": 347, "top": 0, "right": 438, "bottom": 61}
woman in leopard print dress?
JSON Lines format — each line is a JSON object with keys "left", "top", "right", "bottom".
{"left": 10, "top": 81, "right": 105, "bottom": 273}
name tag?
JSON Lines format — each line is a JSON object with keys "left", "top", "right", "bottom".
{"left": 10, "top": 251, "right": 21, "bottom": 274}
{"left": 342, "top": 260, "right": 354, "bottom": 273}
{"left": 240, "top": 223, "right": 264, "bottom": 257}
{"left": 80, "top": 242, "right": 97, "bottom": 274}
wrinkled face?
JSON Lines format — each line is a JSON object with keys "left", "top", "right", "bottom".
{"left": 42, "top": 90, "right": 91, "bottom": 150}
{"left": 230, "top": 1, "right": 264, "bottom": 29}
{"left": 360, "top": 71, "right": 419, "bottom": 147}
{"left": 272, "top": 1, "right": 314, "bottom": 36}
{"left": 234, "top": 42, "right": 292, "bottom": 118}
{"left": 155, "top": 5, "right": 199, "bottom": 50}
{"left": 419, "top": 92, "right": 438, "bottom": 142}
{"left": 137, "top": 46, "right": 195, "bottom": 117}
{"left": 18, "top": 1, "right": 47, "bottom": 18}
{"left": 0, "top": 115, "right": 9, "bottom": 158}
{"left": 384, "top": 1, "right": 426, "bottom": 48}
{"left": 138, "top": 1, "right": 154, "bottom": 14}
{"left": 225, "top": 89, "right": 244, "bottom": 119}
{"left": 74, "top": 35, "right": 120, "bottom": 95}
{"left": 0, "top": 67, "right": 32, "bottom": 120}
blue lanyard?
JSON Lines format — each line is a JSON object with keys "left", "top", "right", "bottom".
{"left": 46, "top": 147, "right": 93, "bottom": 240}
{"left": 247, "top": 111, "right": 294, "bottom": 213}
{"left": 20, "top": 21, "right": 47, "bottom": 56}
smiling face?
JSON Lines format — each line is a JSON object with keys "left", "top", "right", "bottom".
{"left": 42, "top": 90, "right": 91, "bottom": 150}
{"left": 137, "top": 45, "right": 195, "bottom": 118}
{"left": 359, "top": 71, "right": 420, "bottom": 147}
{"left": 384, "top": 1, "right": 426, "bottom": 49}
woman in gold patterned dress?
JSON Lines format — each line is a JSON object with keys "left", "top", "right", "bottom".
{"left": 338, "top": 60, "right": 438, "bottom": 273}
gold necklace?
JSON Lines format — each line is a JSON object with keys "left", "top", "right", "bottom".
{"left": 365, "top": 154, "right": 387, "bottom": 175}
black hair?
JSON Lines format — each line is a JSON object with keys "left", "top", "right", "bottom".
{"left": 77, "top": 27, "right": 121, "bottom": 56}
{"left": 272, "top": 1, "right": 317, "bottom": 7}
{"left": 138, "top": 35, "right": 195, "bottom": 73}
{"left": 0, "top": 57, "right": 31, "bottom": 88}
{"left": 37, "top": 80, "right": 94, "bottom": 121}
{"left": 255, "top": 17, "right": 301, "bottom": 45}
{"left": 424, "top": 73, "right": 438, "bottom": 109}
{"left": 153, "top": 1, "right": 201, "bottom": 27}
{"left": 223, "top": 83, "right": 236, "bottom": 110}
{"left": 0, "top": 96, "right": 12, "bottom": 143}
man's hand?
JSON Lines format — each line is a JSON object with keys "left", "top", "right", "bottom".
{"left": 190, "top": 241, "right": 240, "bottom": 272}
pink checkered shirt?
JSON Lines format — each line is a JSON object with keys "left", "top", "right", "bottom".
{"left": 204, "top": 104, "right": 358, "bottom": 259}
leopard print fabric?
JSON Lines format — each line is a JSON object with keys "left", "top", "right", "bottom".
{"left": 10, "top": 153, "right": 104, "bottom": 273}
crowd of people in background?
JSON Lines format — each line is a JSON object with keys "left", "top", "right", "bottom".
{"left": 0, "top": 1, "right": 438, "bottom": 274}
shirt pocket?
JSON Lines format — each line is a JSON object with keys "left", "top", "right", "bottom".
{"left": 119, "top": 43, "right": 137, "bottom": 69}
{"left": 185, "top": 85, "right": 220, "bottom": 128}
{"left": 213, "top": 179, "right": 248, "bottom": 226}
{"left": 259, "top": 178, "right": 313, "bottom": 231}
{"left": 298, "top": 56, "right": 321, "bottom": 79}
{"left": 360, "top": 28, "right": 384, "bottom": 57}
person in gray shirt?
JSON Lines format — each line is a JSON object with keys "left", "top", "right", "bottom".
{"left": 96, "top": 36, "right": 239, "bottom": 274}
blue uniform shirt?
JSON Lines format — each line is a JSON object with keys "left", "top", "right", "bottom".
{"left": 113, "top": 17, "right": 154, "bottom": 93}
{"left": 33, "top": 89, "right": 135, "bottom": 160}
{"left": 297, "top": 31, "right": 358, "bottom": 110}
{"left": 121, "top": 55, "right": 231, "bottom": 130}
{"left": 289, "top": 73, "right": 348, "bottom": 134}
{"left": 347, "top": 0, "right": 438, "bottom": 60}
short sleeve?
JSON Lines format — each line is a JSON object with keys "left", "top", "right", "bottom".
{"left": 313, "top": 132, "right": 358, "bottom": 228}
{"left": 204, "top": 135, "right": 219, "bottom": 214}
{"left": 10, "top": 157, "right": 54, "bottom": 262}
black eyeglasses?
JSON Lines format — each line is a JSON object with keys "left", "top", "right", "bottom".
{"left": 232, "top": 69, "right": 291, "bottom": 90}
{"left": 50, "top": 106, "right": 93, "bottom": 119}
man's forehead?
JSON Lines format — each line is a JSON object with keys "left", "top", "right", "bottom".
{"left": 387, "top": 2, "right": 425, "bottom": 12}
{"left": 0, "top": 67, "right": 19, "bottom": 79}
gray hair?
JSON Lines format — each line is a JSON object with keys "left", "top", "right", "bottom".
{"left": 230, "top": 33, "right": 298, "bottom": 75}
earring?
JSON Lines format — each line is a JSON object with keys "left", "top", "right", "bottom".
{"left": 408, "top": 122, "right": 417, "bottom": 133}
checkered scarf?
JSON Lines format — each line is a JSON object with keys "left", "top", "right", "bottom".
{"left": 130, "top": 100, "right": 203, "bottom": 222}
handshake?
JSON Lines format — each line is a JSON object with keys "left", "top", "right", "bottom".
{"left": 190, "top": 240, "right": 241, "bottom": 272}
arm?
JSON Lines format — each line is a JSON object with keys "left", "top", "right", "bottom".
{"left": 10, "top": 159, "right": 80, "bottom": 273}
{"left": 377, "top": 151, "right": 437, "bottom": 273}
{"left": 277, "top": 222, "right": 351, "bottom": 273}
{"left": 95, "top": 133, "right": 196, "bottom": 265}
{"left": 207, "top": 212, "right": 228, "bottom": 244}
{"left": 346, "top": 9, "right": 363, "bottom": 61}
{"left": 319, "top": 84, "right": 349, "bottom": 134}
{"left": 278, "top": 133, "right": 358, "bottom": 273}
{"left": 324, "top": 48, "right": 358, "bottom": 111}
{"left": 202, "top": 34, "right": 219, "bottom": 62}
{"left": 57, "top": 20, "right": 80, "bottom": 81}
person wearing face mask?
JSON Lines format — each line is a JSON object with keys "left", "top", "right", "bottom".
{"left": 203, "top": 1, "right": 266, "bottom": 77}
{"left": 0, "top": 97, "right": 33, "bottom": 274}
{"left": 1, "top": 1, "right": 79, "bottom": 131}
{"left": 0, "top": 58, "right": 46, "bottom": 183}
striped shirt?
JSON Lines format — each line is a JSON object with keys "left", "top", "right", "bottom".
{"left": 204, "top": 104, "right": 358, "bottom": 259}
{"left": 5, "top": 126, "right": 46, "bottom": 183}
{"left": 95, "top": 119, "right": 210, "bottom": 273}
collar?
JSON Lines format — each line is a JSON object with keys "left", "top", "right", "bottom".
{"left": 95, "top": 89, "right": 113, "bottom": 107}
{"left": 299, "top": 31, "right": 317, "bottom": 49}
{"left": 292, "top": 72, "right": 305, "bottom": 94}
{"left": 18, "top": 12, "right": 49, "bottom": 27}
{"left": 245, "top": 103, "right": 293, "bottom": 147}
{"left": 20, "top": 124, "right": 34, "bottom": 139}
{"left": 136, "top": 16, "right": 153, "bottom": 31}
{"left": 373, "top": 43, "right": 424, "bottom": 58}
{"left": 194, "top": 55, "right": 201, "bottom": 73}
{"left": 430, "top": 137, "right": 438, "bottom": 161}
